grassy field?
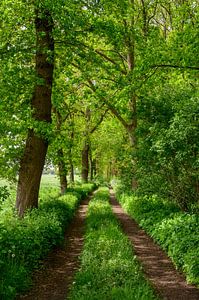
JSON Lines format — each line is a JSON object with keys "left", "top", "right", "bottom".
{"left": 40, "top": 174, "right": 60, "bottom": 188}
{"left": 0, "top": 174, "right": 60, "bottom": 207}
{"left": 0, "top": 174, "right": 60, "bottom": 189}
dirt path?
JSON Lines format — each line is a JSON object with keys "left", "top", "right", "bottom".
{"left": 110, "top": 190, "right": 199, "bottom": 300}
{"left": 17, "top": 196, "right": 91, "bottom": 300}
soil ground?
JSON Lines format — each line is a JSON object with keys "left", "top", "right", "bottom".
{"left": 16, "top": 190, "right": 199, "bottom": 300}
{"left": 110, "top": 190, "right": 199, "bottom": 300}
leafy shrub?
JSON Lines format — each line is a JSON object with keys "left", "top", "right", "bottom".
{"left": 0, "top": 183, "right": 95, "bottom": 300}
{"left": 67, "top": 183, "right": 97, "bottom": 199}
{"left": 116, "top": 189, "right": 199, "bottom": 286}
{"left": 0, "top": 186, "right": 10, "bottom": 204}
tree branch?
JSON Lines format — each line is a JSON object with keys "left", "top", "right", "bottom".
{"left": 87, "top": 79, "right": 129, "bottom": 129}
{"left": 90, "top": 108, "right": 109, "bottom": 134}
{"left": 95, "top": 49, "right": 127, "bottom": 75}
{"left": 151, "top": 64, "right": 199, "bottom": 70}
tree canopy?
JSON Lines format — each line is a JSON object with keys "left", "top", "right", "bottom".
{"left": 0, "top": 0, "right": 199, "bottom": 214}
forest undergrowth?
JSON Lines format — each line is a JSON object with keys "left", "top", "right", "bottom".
{"left": 0, "top": 183, "right": 95, "bottom": 300}
{"left": 116, "top": 186, "right": 199, "bottom": 287}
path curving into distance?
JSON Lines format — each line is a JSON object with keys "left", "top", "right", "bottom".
{"left": 109, "top": 190, "right": 199, "bottom": 300}
{"left": 17, "top": 195, "right": 92, "bottom": 300}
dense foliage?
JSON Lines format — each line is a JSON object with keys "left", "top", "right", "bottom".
{"left": 0, "top": 0, "right": 198, "bottom": 296}
{"left": 134, "top": 83, "right": 199, "bottom": 209}
{"left": 0, "top": 183, "right": 95, "bottom": 299}
{"left": 0, "top": 0, "right": 198, "bottom": 210}
{"left": 116, "top": 189, "right": 199, "bottom": 286}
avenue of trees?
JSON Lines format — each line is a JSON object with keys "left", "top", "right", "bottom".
{"left": 0, "top": 0, "right": 199, "bottom": 215}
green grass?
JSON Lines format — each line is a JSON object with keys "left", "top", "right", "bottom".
{"left": 116, "top": 190, "right": 199, "bottom": 287}
{"left": 0, "top": 175, "right": 60, "bottom": 210}
{"left": 0, "top": 174, "right": 60, "bottom": 203}
{"left": 0, "top": 174, "right": 89, "bottom": 205}
{"left": 40, "top": 174, "right": 60, "bottom": 188}
{"left": 0, "top": 183, "right": 96, "bottom": 300}
{"left": 69, "top": 188, "right": 159, "bottom": 300}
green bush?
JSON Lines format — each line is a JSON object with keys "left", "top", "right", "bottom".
{"left": 116, "top": 190, "right": 199, "bottom": 286}
{"left": 0, "top": 186, "right": 10, "bottom": 204}
{"left": 0, "top": 183, "right": 95, "bottom": 300}
{"left": 67, "top": 183, "right": 97, "bottom": 199}
{"left": 69, "top": 188, "right": 158, "bottom": 300}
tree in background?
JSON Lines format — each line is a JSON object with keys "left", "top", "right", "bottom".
{"left": 0, "top": 0, "right": 198, "bottom": 212}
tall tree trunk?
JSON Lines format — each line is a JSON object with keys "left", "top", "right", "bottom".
{"left": 89, "top": 145, "right": 93, "bottom": 181}
{"left": 16, "top": 9, "right": 54, "bottom": 217}
{"left": 70, "top": 160, "right": 74, "bottom": 183}
{"left": 126, "top": 0, "right": 138, "bottom": 190}
{"left": 54, "top": 109, "right": 67, "bottom": 194}
{"left": 90, "top": 158, "right": 97, "bottom": 181}
{"left": 58, "top": 149, "right": 67, "bottom": 194}
{"left": 81, "top": 142, "right": 89, "bottom": 183}
{"left": 90, "top": 159, "right": 94, "bottom": 181}
{"left": 69, "top": 123, "right": 75, "bottom": 183}
{"left": 127, "top": 124, "right": 138, "bottom": 190}
{"left": 81, "top": 107, "right": 91, "bottom": 183}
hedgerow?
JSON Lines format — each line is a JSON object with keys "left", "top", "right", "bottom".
{"left": 116, "top": 190, "right": 199, "bottom": 286}
{"left": 0, "top": 183, "right": 95, "bottom": 300}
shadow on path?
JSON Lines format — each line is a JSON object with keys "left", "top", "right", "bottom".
{"left": 110, "top": 190, "right": 199, "bottom": 300}
{"left": 17, "top": 196, "right": 91, "bottom": 300}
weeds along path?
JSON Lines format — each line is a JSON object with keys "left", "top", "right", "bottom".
{"left": 17, "top": 193, "right": 93, "bottom": 300}
{"left": 110, "top": 190, "right": 199, "bottom": 300}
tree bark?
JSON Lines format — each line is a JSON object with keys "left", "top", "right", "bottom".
{"left": 126, "top": 2, "right": 138, "bottom": 190}
{"left": 69, "top": 124, "right": 75, "bottom": 183}
{"left": 81, "top": 107, "right": 91, "bottom": 183}
{"left": 90, "top": 159, "right": 96, "bottom": 181}
{"left": 58, "top": 149, "right": 67, "bottom": 194}
{"left": 70, "top": 160, "right": 75, "bottom": 183}
{"left": 90, "top": 156, "right": 97, "bottom": 181}
{"left": 81, "top": 142, "right": 89, "bottom": 183}
{"left": 54, "top": 109, "right": 67, "bottom": 194}
{"left": 16, "top": 9, "right": 54, "bottom": 216}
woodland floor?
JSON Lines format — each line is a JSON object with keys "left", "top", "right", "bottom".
{"left": 16, "top": 190, "right": 199, "bottom": 300}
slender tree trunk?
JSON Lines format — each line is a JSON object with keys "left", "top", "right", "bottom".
{"left": 126, "top": 0, "right": 138, "bottom": 190}
{"left": 90, "top": 158, "right": 97, "bottom": 181}
{"left": 16, "top": 9, "right": 54, "bottom": 216}
{"left": 69, "top": 124, "right": 75, "bottom": 183}
{"left": 81, "top": 107, "right": 91, "bottom": 183}
{"left": 90, "top": 159, "right": 94, "bottom": 181}
{"left": 58, "top": 149, "right": 67, "bottom": 194}
{"left": 54, "top": 110, "right": 67, "bottom": 194}
{"left": 127, "top": 124, "right": 138, "bottom": 189}
{"left": 89, "top": 151, "right": 93, "bottom": 181}
{"left": 89, "top": 145, "right": 94, "bottom": 181}
{"left": 90, "top": 159, "right": 96, "bottom": 181}
{"left": 81, "top": 142, "right": 89, "bottom": 183}
{"left": 70, "top": 160, "right": 74, "bottom": 183}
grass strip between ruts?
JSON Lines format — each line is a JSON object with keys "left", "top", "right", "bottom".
{"left": 69, "top": 187, "right": 159, "bottom": 300}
